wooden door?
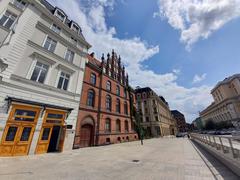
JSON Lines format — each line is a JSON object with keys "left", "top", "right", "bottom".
{"left": 80, "top": 124, "right": 93, "bottom": 147}
{"left": 35, "top": 125, "right": 53, "bottom": 154}
{"left": 0, "top": 123, "right": 35, "bottom": 156}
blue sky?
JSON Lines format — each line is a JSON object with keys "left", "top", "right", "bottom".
{"left": 50, "top": 0, "right": 240, "bottom": 122}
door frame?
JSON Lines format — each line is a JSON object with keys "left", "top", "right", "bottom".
{"left": 0, "top": 104, "right": 41, "bottom": 156}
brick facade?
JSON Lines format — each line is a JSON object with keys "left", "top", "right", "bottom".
{"left": 74, "top": 51, "right": 138, "bottom": 148}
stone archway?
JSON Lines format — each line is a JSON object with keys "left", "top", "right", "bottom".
{"left": 79, "top": 116, "right": 94, "bottom": 148}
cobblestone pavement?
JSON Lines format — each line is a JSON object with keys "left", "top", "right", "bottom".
{"left": 0, "top": 138, "right": 238, "bottom": 180}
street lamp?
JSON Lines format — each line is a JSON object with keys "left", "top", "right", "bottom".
{"left": 135, "top": 109, "right": 144, "bottom": 145}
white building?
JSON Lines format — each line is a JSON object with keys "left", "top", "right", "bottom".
{"left": 0, "top": 0, "right": 91, "bottom": 156}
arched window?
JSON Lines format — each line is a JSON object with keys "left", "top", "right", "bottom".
{"left": 124, "top": 101, "right": 128, "bottom": 115}
{"left": 90, "top": 73, "right": 96, "bottom": 85}
{"left": 105, "top": 118, "right": 111, "bottom": 132}
{"left": 124, "top": 89, "right": 127, "bottom": 98}
{"left": 106, "top": 81, "right": 111, "bottom": 91}
{"left": 125, "top": 120, "right": 129, "bottom": 132}
{"left": 116, "top": 119, "right": 121, "bottom": 132}
{"left": 116, "top": 85, "right": 120, "bottom": 96}
{"left": 116, "top": 98, "right": 120, "bottom": 113}
{"left": 87, "top": 89, "right": 95, "bottom": 107}
{"left": 106, "top": 95, "right": 112, "bottom": 111}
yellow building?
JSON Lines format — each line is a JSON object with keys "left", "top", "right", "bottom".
{"left": 200, "top": 74, "right": 240, "bottom": 128}
{"left": 135, "top": 87, "right": 177, "bottom": 137}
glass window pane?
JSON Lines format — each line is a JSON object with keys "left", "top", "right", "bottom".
{"left": 38, "top": 70, "right": 47, "bottom": 83}
{"left": 63, "top": 78, "right": 69, "bottom": 90}
{"left": 14, "top": 109, "right": 36, "bottom": 122}
{"left": 41, "top": 128, "right": 50, "bottom": 140}
{"left": 4, "top": 19, "right": 14, "bottom": 29}
{"left": 57, "top": 77, "right": 64, "bottom": 89}
{"left": 20, "top": 127, "right": 32, "bottom": 141}
{"left": 0, "top": 15, "right": 7, "bottom": 26}
{"left": 5, "top": 127, "right": 18, "bottom": 141}
{"left": 47, "top": 113, "right": 63, "bottom": 119}
{"left": 30, "top": 67, "right": 40, "bottom": 81}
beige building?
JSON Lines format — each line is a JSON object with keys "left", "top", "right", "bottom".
{"left": 135, "top": 87, "right": 177, "bottom": 137}
{"left": 0, "top": 0, "right": 91, "bottom": 156}
{"left": 200, "top": 74, "right": 240, "bottom": 128}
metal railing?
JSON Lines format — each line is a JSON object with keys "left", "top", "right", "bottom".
{"left": 191, "top": 133, "right": 240, "bottom": 160}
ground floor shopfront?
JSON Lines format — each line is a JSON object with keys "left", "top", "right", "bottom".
{"left": 0, "top": 97, "right": 73, "bottom": 157}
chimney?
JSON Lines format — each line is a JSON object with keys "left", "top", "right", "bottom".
{"left": 90, "top": 52, "right": 95, "bottom": 57}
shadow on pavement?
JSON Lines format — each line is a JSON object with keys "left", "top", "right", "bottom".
{"left": 190, "top": 140, "right": 239, "bottom": 180}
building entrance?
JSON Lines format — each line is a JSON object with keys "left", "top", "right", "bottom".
{"left": 0, "top": 104, "right": 41, "bottom": 156}
{"left": 48, "top": 126, "right": 60, "bottom": 152}
{"left": 35, "top": 109, "right": 66, "bottom": 154}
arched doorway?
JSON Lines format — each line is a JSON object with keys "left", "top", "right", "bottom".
{"left": 79, "top": 117, "right": 94, "bottom": 148}
{"left": 80, "top": 124, "right": 93, "bottom": 147}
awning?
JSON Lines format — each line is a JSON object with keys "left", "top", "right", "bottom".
{"left": 5, "top": 97, "right": 73, "bottom": 112}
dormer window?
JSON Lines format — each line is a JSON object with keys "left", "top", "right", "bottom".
{"left": 71, "top": 23, "right": 79, "bottom": 33}
{"left": 54, "top": 9, "right": 66, "bottom": 22}
{"left": 12, "top": 0, "right": 27, "bottom": 10}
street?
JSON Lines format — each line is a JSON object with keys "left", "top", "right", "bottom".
{"left": 0, "top": 138, "right": 238, "bottom": 180}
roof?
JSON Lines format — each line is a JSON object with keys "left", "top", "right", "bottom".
{"left": 40, "top": 0, "right": 86, "bottom": 41}
{"left": 171, "top": 110, "right": 184, "bottom": 117}
{"left": 135, "top": 87, "right": 152, "bottom": 93}
{"left": 211, "top": 73, "right": 240, "bottom": 93}
{"left": 87, "top": 54, "right": 102, "bottom": 68}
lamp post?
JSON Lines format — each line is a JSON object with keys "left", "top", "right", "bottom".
{"left": 135, "top": 109, "right": 144, "bottom": 145}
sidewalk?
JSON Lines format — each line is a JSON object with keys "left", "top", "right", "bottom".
{"left": 0, "top": 138, "right": 238, "bottom": 180}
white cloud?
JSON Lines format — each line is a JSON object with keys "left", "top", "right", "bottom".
{"left": 193, "top": 73, "right": 207, "bottom": 83}
{"left": 49, "top": 0, "right": 213, "bottom": 122}
{"left": 173, "top": 69, "right": 181, "bottom": 75}
{"left": 158, "top": 0, "right": 240, "bottom": 50}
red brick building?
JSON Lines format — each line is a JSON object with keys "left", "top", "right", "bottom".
{"left": 171, "top": 110, "right": 187, "bottom": 132}
{"left": 74, "top": 50, "right": 138, "bottom": 148}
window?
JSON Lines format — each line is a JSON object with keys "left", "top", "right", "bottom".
{"left": 51, "top": 24, "right": 61, "bottom": 34}
{"left": 124, "top": 102, "right": 128, "bottom": 115}
{"left": 65, "top": 49, "right": 75, "bottom": 63}
{"left": 30, "top": 62, "right": 49, "bottom": 83}
{"left": 155, "top": 116, "right": 159, "bottom": 121}
{"left": 43, "top": 36, "right": 57, "bottom": 52}
{"left": 116, "top": 85, "right": 120, "bottom": 96}
{"left": 106, "top": 81, "right": 111, "bottom": 91}
{"left": 116, "top": 98, "right": 120, "bottom": 113}
{"left": 55, "top": 9, "right": 65, "bottom": 22}
{"left": 13, "top": 0, "right": 27, "bottom": 10}
{"left": 125, "top": 120, "right": 129, "bottom": 132}
{"left": 105, "top": 119, "right": 111, "bottom": 132}
{"left": 106, "top": 95, "right": 112, "bottom": 111}
{"left": 87, "top": 89, "right": 95, "bottom": 107}
{"left": 72, "top": 23, "right": 79, "bottom": 33}
{"left": 124, "top": 89, "right": 127, "bottom": 98}
{"left": 146, "top": 116, "right": 149, "bottom": 122}
{"left": 145, "top": 108, "right": 148, "bottom": 114}
{"left": 41, "top": 128, "right": 50, "bottom": 140}
{"left": 116, "top": 119, "right": 121, "bottom": 132}
{"left": 0, "top": 11, "right": 17, "bottom": 29}
{"left": 90, "top": 73, "right": 96, "bottom": 85}
{"left": 152, "top": 100, "right": 156, "bottom": 105}
{"left": 144, "top": 100, "right": 147, "bottom": 105}
{"left": 57, "top": 72, "right": 70, "bottom": 90}
{"left": 70, "top": 37, "right": 77, "bottom": 46}
{"left": 154, "top": 107, "right": 157, "bottom": 113}
{"left": 14, "top": 109, "right": 36, "bottom": 122}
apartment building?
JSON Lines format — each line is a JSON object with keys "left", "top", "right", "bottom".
{"left": 200, "top": 74, "right": 240, "bottom": 128}
{"left": 74, "top": 51, "right": 138, "bottom": 148}
{"left": 171, "top": 110, "right": 187, "bottom": 132}
{"left": 135, "top": 87, "right": 177, "bottom": 138}
{"left": 0, "top": 0, "right": 90, "bottom": 156}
